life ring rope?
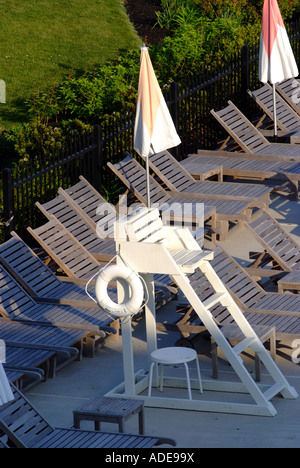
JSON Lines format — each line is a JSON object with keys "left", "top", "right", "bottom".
{"left": 85, "top": 252, "right": 148, "bottom": 319}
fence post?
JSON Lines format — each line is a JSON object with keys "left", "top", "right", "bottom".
{"left": 241, "top": 45, "right": 250, "bottom": 95}
{"left": 93, "top": 125, "right": 103, "bottom": 192}
{"left": 169, "top": 81, "right": 180, "bottom": 160}
{"left": 2, "top": 168, "right": 14, "bottom": 239}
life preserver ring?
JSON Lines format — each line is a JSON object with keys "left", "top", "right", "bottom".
{"left": 95, "top": 265, "right": 144, "bottom": 317}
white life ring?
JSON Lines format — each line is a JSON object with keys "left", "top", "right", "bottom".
{"left": 95, "top": 265, "right": 144, "bottom": 317}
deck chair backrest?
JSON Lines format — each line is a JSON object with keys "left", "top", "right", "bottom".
{"left": 210, "top": 246, "right": 266, "bottom": 307}
{"left": 123, "top": 207, "right": 169, "bottom": 246}
{"left": 0, "top": 438, "right": 9, "bottom": 448}
{"left": 146, "top": 151, "right": 194, "bottom": 192}
{"left": 0, "top": 384, "right": 54, "bottom": 448}
{"left": 211, "top": 101, "right": 271, "bottom": 154}
{"left": 36, "top": 194, "right": 102, "bottom": 254}
{"left": 248, "top": 83, "right": 300, "bottom": 133}
{"left": 108, "top": 155, "right": 171, "bottom": 206}
{"left": 276, "top": 78, "right": 300, "bottom": 116}
{"left": 58, "top": 176, "right": 117, "bottom": 239}
{"left": 0, "top": 233, "right": 62, "bottom": 297}
{"left": 28, "top": 217, "right": 101, "bottom": 279}
{"left": 0, "top": 260, "right": 37, "bottom": 319}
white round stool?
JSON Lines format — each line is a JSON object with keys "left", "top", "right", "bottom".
{"left": 148, "top": 347, "right": 203, "bottom": 400}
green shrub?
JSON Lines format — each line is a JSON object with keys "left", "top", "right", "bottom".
{"left": 30, "top": 48, "right": 141, "bottom": 125}
{"left": 12, "top": 119, "right": 92, "bottom": 165}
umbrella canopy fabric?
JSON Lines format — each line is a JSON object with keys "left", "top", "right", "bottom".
{"left": 0, "top": 362, "right": 14, "bottom": 406}
{"left": 259, "top": 0, "right": 298, "bottom": 84}
{"left": 134, "top": 46, "right": 181, "bottom": 158}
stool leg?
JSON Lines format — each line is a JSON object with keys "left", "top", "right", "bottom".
{"left": 139, "top": 409, "right": 145, "bottom": 435}
{"left": 148, "top": 362, "right": 155, "bottom": 397}
{"left": 211, "top": 340, "right": 218, "bottom": 379}
{"left": 195, "top": 358, "right": 203, "bottom": 394}
{"left": 159, "top": 364, "right": 164, "bottom": 392}
{"left": 184, "top": 363, "right": 192, "bottom": 400}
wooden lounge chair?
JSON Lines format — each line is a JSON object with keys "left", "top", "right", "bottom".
{"left": 4, "top": 368, "right": 43, "bottom": 392}
{"left": 35, "top": 185, "right": 176, "bottom": 297}
{"left": 211, "top": 100, "right": 300, "bottom": 158}
{"left": 173, "top": 245, "right": 300, "bottom": 343}
{"left": 0, "top": 232, "right": 110, "bottom": 308}
{"left": 4, "top": 344, "right": 56, "bottom": 381}
{"left": 142, "top": 150, "right": 271, "bottom": 207}
{"left": 276, "top": 78, "right": 300, "bottom": 116}
{"left": 182, "top": 149, "right": 300, "bottom": 199}
{"left": 28, "top": 216, "right": 175, "bottom": 312}
{"left": 0, "top": 261, "right": 110, "bottom": 356}
{"left": 108, "top": 154, "right": 258, "bottom": 241}
{"left": 247, "top": 83, "right": 300, "bottom": 137}
{"left": 36, "top": 194, "right": 116, "bottom": 263}
{"left": 243, "top": 208, "right": 300, "bottom": 272}
{"left": 0, "top": 317, "right": 85, "bottom": 367}
{"left": 28, "top": 216, "right": 104, "bottom": 281}
{"left": 0, "top": 438, "right": 9, "bottom": 448}
{"left": 0, "top": 384, "right": 176, "bottom": 448}
{"left": 58, "top": 175, "right": 117, "bottom": 236}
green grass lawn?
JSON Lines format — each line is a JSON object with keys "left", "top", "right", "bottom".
{"left": 0, "top": 0, "right": 141, "bottom": 130}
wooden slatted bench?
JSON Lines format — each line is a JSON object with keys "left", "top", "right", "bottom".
{"left": 73, "top": 396, "right": 145, "bottom": 434}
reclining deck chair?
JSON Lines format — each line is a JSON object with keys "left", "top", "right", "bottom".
{"left": 0, "top": 232, "right": 108, "bottom": 308}
{"left": 108, "top": 154, "right": 258, "bottom": 241}
{"left": 28, "top": 216, "right": 175, "bottom": 313}
{"left": 35, "top": 183, "right": 176, "bottom": 297}
{"left": 211, "top": 100, "right": 300, "bottom": 158}
{"left": 58, "top": 175, "right": 117, "bottom": 236}
{"left": 0, "top": 384, "right": 176, "bottom": 448}
{"left": 186, "top": 245, "right": 300, "bottom": 339}
{"left": 181, "top": 150, "right": 300, "bottom": 200}
{"left": 0, "top": 261, "right": 109, "bottom": 356}
{"left": 36, "top": 194, "right": 116, "bottom": 263}
{"left": 243, "top": 208, "right": 300, "bottom": 272}
{"left": 248, "top": 83, "right": 300, "bottom": 136}
{"left": 142, "top": 150, "right": 271, "bottom": 207}
{"left": 276, "top": 78, "right": 300, "bottom": 116}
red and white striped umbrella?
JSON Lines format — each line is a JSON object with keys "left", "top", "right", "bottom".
{"left": 259, "top": 0, "right": 299, "bottom": 136}
{"left": 134, "top": 45, "right": 181, "bottom": 207}
{"left": 259, "top": 0, "right": 298, "bottom": 84}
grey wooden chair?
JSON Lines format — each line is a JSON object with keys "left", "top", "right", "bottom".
{"left": 248, "top": 83, "right": 300, "bottom": 135}
{"left": 211, "top": 100, "right": 300, "bottom": 158}
{"left": 276, "top": 78, "right": 300, "bottom": 116}
{"left": 108, "top": 154, "right": 256, "bottom": 241}
{"left": 0, "top": 384, "right": 176, "bottom": 448}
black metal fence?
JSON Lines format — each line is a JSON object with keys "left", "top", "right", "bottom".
{"left": 2, "top": 19, "right": 300, "bottom": 242}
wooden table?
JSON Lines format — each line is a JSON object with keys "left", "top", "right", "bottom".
{"left": 181, "top": 157, "right": 224, "bottom": 181}
{"left": 73, "top": 396, "right": 145, "bottom": 434}
{"left": 278, "top": 271, "right": 300, "bottom": 293}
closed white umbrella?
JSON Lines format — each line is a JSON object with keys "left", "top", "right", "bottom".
{"left": 259, "top": 0, "right": 299, "bottom": 137}
{"left": 134, "top": 45, "right": 181, "bottom": 207}
{"left": 0, "top": 362, "right": 14, "bottom": 406}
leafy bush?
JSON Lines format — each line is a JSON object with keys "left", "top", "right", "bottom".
{"left": 30, "top": 49, "right": 141, "bottom": 125}
{"left": 12, "top": 119, "right": 92, "bottom": 165}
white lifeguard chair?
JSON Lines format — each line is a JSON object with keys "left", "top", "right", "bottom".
{"left": 106, "top": 206, "right": 297, "bottom": 417}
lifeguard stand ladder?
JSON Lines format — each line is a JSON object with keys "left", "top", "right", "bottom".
{"left": 107, "top": 207, "right": 297, "bottom": 417}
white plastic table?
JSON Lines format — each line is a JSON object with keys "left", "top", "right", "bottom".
{"left": 148, "top": 347, "right": 203, "bottom": 400}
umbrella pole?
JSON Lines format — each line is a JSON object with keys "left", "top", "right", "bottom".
{"left": 146, "top": 155, "right": 151, "bottom": 208}
{"left": 273, "top": 84, "right": 278, "bottom": 140}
